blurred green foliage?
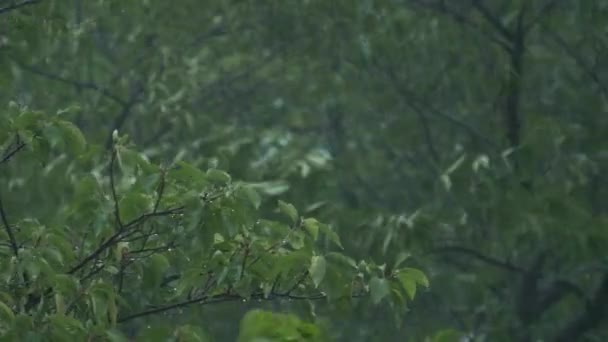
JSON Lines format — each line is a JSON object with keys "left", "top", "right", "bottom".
{"left": 1, "top": 0, "right": 608, "bottom": 341}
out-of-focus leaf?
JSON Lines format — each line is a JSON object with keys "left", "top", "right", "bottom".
{"left": 303, "top": 218, "right": 319, "bottom": 240}
{"left": 168, "top": 161, "right": 208, "bottom": 188}
{"left": 308, "top": 255, "right": 327, "bottom": 287}
{"left": 369, "top": 276, "right": 390, "bottom": 304}
{"left": 432, "top": 329, "right": 465, "bottom": 342}
{"left": 55, "top": 120, "right": 86, "bottom": 155}
{"left": 0, "top": 300, "right": 15, "bottom": 324}
{"left": 118, "top": 191, "right": 153, "bottom": 223}
{"left": 319, "top": 223, "right": 343, "bottom": 249}
{"left": 396, "top": 267, "right": 429, "bottom": 287}
{"left": 206, "top": 168, "right": 231, "bottom": 184}
{"left": 249, "top": 181, "right": 290, "bottom": 196}
{"left": 278, "top": 200, "right": 298, "bottom": 223}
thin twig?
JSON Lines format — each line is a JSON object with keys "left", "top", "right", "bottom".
{"left": 67, "top": 206, "right": 183, "bottom": 275}
{"left": 0, "top": 139, "right": 26, "bottom": 165}
{"left": 471, "top": 0, "right": 514, "bottom": 41}
{"left": 0, "top": 195, "right": 19, "bottom": 257}
{"left": 0, "top": 0, "right": 39, "bottom": 15}
{"left": 109, "top": 148, "right": 124, "bottom": 230}
{"left": 284, "top": 270, "right": 309, "bottom": 295}
{"left": 14, "top": 62, "right": 127, "bottom": 106}
{"left": 153, "top": 169, "right": 165, "bottom": 213}
{"left": 239, "top": 246, "right": 249, "bottom": 281}
{"left": 117, "top": 290, "right": 330, "bottom": 323}
{"left": 432, "top": 245, "right": 525, "bottom": 273}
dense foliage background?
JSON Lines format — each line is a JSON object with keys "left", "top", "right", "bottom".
{"left": 1, "top": 0, "right": 607, "bottom": 341}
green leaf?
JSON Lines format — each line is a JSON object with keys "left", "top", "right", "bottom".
{"left": 325, "top": 252, "right": 357, "bottom": 269}
{"left": 278, "top": 200, "right": 298, "bottom": 223}
{"left": 396, "top": 274, "right": 416, "bottom": 300}
{"left": 319, "top": 223, "right": 343, "bottom": 249}
{"left": 116, "top": 146, "right": 156, "bottom": 174}
{"left": 168, "top": 161, "right": 208, "bottom": 188}
{"left": 55, "top": 120, "right": 86, "bottom": 155}
{"left": 241, "top": 186, "right": 261, "bottom": 209}
{"left": 394, "top": 252, "right": 411, "bottom": 269}
{"left": 48, "top": 314, "right": 86, "bottom": 339}
{"left": 249, "top": 181, "right": 290, "bottom": 196}
{"left": 13, "top": 110, "right": 44, "bottom": 130}
{"left": 143, "top": 254, "right": 171, "bottom": 288}
{"left": 174, "top": 324, "right": 209, "bottom": 342}
{"left": 287, "top": 230, "right": 305, "bottom": 250}
{"left": 369, "top": 277, "right": 390, "bottom": 304}
{"left": 137, "top": 325, "right": 173, "bottom": 341}
{"left": 206, "top": 168, "right": 231, "bottom": 184}
{"left": 0, "top": 300, "right": 15, "bottom": 324}
{"left": 432, "top": 329, "right": 464, "bottom": 342}
{"left": 303, "top": 218, "right": 319, "bottom": 240}
{"left": 106, "top": 329, "right": 130, "bottom": 342}
{"left": 118, "top": 191, "right": 153, "bottom": 223}
{"left": 308, "top": 255, "right": 327, "bottom": 288}
{"left": 396, "top": 267, "right": 429, "bottom": 287}
{"left": 54, "top": 293, "right": 66, "bottom": 315}
{"left": 237, "top": 309, "right": 320, "bottom": 342}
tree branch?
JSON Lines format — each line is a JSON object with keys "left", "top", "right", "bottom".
{"left": 0, "top": 194, "right": 19, "bottom": 257}
{"left": 104, "top": 82, "right": 146, "bottom": 149}
{"left": 502, "top": 5, "right": 527, "bottom": 149}
{"left": 14, "top": 62, "right": 127, "bottom": 106}
{"left": 471, "top": 0, "right": 514, "bottom": 41}
{"left": 67, "top": 206, "right": 183, "bottom": 275}
{"left": 0, "top": 135, "right": 26, "bottom": 166}
{"left": 432, "top": 245, "right": 525, "bottom": 273}
{"left": 0, "top": 0, "right": 39, "bottom": 15}
{"left": 117, "top": 290, "right": 330, "bottom": 324}
{"left": 109, "top": 149, "right": 123, "bottom": 229}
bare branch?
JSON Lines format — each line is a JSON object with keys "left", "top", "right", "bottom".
{"left": 432, "top": 245, "right": 525, "bottom": 273}
{"left": 285, "top": 270, "right": 309, "bottom": 295}
{"left": 67, "top": 206, "right": 183, "bottom": 275}
{"left": 0, "top": 0, "right": 39, "bottom": 15}
{"left": 153, "top": 169, "right": 166, "bottom": 213}
{"left": 117, "top": 290, "right": 333, "bottom": 324}
{"left": 109, "top": 149, "right": 124, "bottom": 230}
{"left": 0, "top": 135, "right": 26, "bottom": 166}
{"left": 471, "top": 0, "right": 514, "bottom": 41}
{"left": 0, "top": 194, "right": 19, "bottom": 257}
{"left": 104, "top": 82, "right": 146, "bottom": 149}
{"left": 14, "top": 62, "right": 127, "bottom": 106}
{"left": 371, "top": 59, "right": 498, "bottom": 149}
